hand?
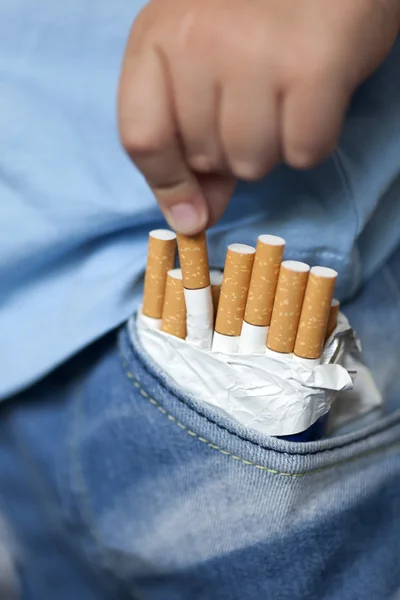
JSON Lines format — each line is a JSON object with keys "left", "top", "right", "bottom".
{"left": 119, "top": 0, "right": 400, "bottom": 235}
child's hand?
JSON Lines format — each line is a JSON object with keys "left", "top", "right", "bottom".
{"left": 119, "top": 0, "right": 400, "bottom": 235}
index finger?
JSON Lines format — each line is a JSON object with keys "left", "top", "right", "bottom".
{"left": 118, "top": 46, "right": 209, "bottom": 235}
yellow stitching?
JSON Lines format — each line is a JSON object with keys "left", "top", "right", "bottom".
{"left": 120, "top": 358, "right": 400, "bottom": 478}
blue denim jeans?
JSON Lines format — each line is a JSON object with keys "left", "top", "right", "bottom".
{"left": 1, "top": 250, "right": 400, "bottom": 600}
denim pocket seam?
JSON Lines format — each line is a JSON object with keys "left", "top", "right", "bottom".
{"left": 119, "top": 351, "right": 400, "bottom": 477}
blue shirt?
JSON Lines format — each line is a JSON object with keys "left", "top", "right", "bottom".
{"left": 1, "top": 1, "right": 400, "bottom": 399}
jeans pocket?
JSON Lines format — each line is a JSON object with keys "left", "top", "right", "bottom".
{"left": 70, "top": 322, "right": 400, "bottom": 600}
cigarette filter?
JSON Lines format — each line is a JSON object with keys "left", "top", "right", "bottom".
{"left": 161, "top": 269, "right": 187, "bottom": 339}
{"left": 267, "top": 260, "right": 310, "bottom": 354}
{"left": 142, "top": 229, "right": 177, "bottom": 320}
{"left": 177, "top": 232, "right": 210, "bottom": 290}
{"left": 210, "top": 269, "right": 223, "bottom": 317}
{"left": 294, "top": 266, "right": 338, "bottom": 361}
{"left": 244, "top": 234, "right": 285, "bottom": 327}
{"left": 325, "top": 298, "right": 340, "bottom": 341}
{"left": 214, "top": 244, "right": 255, "bottom": 343}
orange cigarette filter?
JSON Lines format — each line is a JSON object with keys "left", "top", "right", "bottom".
{"left": 161, "top": 269, "right": 187, "bottom": 339}
{"left": 244, "top": 234, "right": 285, "bottom": 327}
{"left": 215, "top": 244, "right": 256, "bottom": 337}
{"left": 267, "top": 261, "right": 310, "bottom": 354}
{"left": 210, "top": 270, "right": 223, "bottom": 317}
{"left": 325, "top": 298, "right": 340, "bottom": 342}
{"left": 294, "top": 267, "right": 338, "bottom": 360}
{"left": 142, "top": 230, "right": 176, "bottom": 319}
{"left": 177, "top": 232, "right": 210, "bottom": 290}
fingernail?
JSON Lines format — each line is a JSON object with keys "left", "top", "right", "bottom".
{"left": 166, "top": 202, "right": 208, "bottom": 235}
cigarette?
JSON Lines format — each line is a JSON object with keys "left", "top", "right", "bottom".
{"left": 210, "top": 269, "right": 223, "bottom": 319}
{"left": 177, "top": 232, "right": 213, "bottom": 349}
{"left": 293, "top": 266, "right": 338, "bottom": 366}
{"left": 239, "top": 234, "right": 285, "bottom": 354}
{"left": 213, "top": 243, "right": 256, "bottom": 353}
{"left": 266, "top": 260, "right": 310, "bottom": 356}
{"left": 176, "top": 232, "right": 210, "bottom": 290}
{"left": 325, "top": 298, "right": 340, "bottom": 341}
{"left": 142, "top": 229, "right": 177, "bottom": 328}
{"left": 161, "top": 269, "right": 187, "bottom": 339}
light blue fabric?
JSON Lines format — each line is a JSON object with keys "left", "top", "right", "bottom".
{"left": 1, "top": 0, "right": 400, "bottom": 398}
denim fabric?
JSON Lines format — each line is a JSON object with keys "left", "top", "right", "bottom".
{"left": 1, "top": 248, "right": 400, "bottom": 600}
{"left": 2, "top": 0, "right": 400, "bottom": 399}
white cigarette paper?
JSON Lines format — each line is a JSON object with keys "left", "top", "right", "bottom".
{"left": 239, "top": 322, "right": 269, "bottom": 354}
{"left": 184, "top": 287, "right": 214, "bottom": 350}
{"left": 212, "top": 331, "right": 240, "bottom": 354}
{"left": 139, "top": 309, "right": 162, "bottom": 331}
{"left": 210, "top": 270, "right": 223, "bottom": 287}
{"left": 265, "top": 346, "right": 292, "bottom": 360}
{"left": 293, "top": 355, "right": 321, "bottom": 368}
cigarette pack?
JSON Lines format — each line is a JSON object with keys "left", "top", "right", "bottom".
{"left": 134, "top": 311, "right": 382, "bottom": 438}
{"left": 138, "top": 230, "right": 382, "bottom": 439}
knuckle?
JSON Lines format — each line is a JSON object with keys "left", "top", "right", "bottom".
{"left": 188, "top": 153, "right": 220, "bottom": 174}
{"left": 231, "top": 159, "right": 268, "bottom": 181}
{"left": 283, "top": 38, "right": 337, "bottom": 85}
{"left": 286, "top": 148, "right": 319, "bottom": 169}
{"left": 285, "top": 140, "right": 331, "bottom": 169}
{"left": 120, "top": 124, "right": 168, "bottom": 157}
